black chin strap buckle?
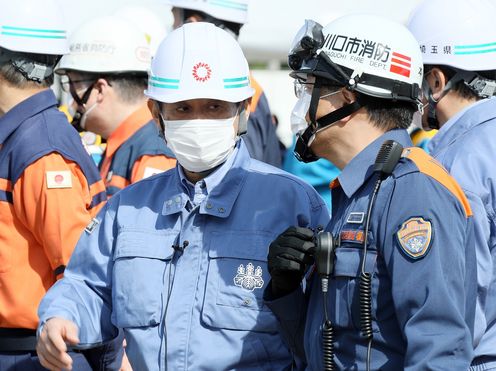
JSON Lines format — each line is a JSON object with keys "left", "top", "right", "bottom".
{"left": 294, "top": 126, "right": 319, "bottom": 163}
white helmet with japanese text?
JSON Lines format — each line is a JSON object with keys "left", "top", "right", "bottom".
{"left": 408, "top": 0, "right": 496, "bottom": 100}
{"left": 55, "top": 15, "right": 151, "bottom": 75}
{"left": 0, "top": 0, "right": 69, "bottom": 82}
{"left": 288, "top": 14, "right": 423, "bottom": 162}
{"left": 408, "top": 0, "right": 496, "bottom": 72}
{"left": 166, "top": 0, "right": 249, "bottom": 25}
{"left": 290, "top": 15, "right": 423, "bottom": 105}
{"left": 145, "top": 22, "right": 254, "bottom": 103}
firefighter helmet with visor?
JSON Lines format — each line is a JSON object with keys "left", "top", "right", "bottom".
{"left": 288, "top": 15, "right": 424, "bottom": 162}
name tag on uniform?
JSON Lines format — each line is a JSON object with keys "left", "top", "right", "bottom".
{"left": 85, "top": 218, "right": 99, "bottom": 234}
{"left": 347, "top": 212, "right": 365, "bottom": 224}
{"left": 143, "top": 166, "right": 164, "bottom": 179}
{"left": 46, "top": 171, "right": 72, "bottom": 189}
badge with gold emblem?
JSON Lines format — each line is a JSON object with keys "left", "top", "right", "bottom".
{"left": 396, "top": 217, "right": 432, "bottom": 259}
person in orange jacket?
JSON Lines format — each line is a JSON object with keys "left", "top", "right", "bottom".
{"left": 57, "top": 15, "right": 176, "bottom": 198}
{"left": 0, "top": 0, "right": 107, "bottom": 369}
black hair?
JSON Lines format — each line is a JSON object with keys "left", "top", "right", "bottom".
{"left": 0, "top": 48, "right": 59, "bottom": 88}
{"left": 77, "top": 72, "right": 148, "bottom": 104}
{"left": 424, "top": 64, "right": 494, "bottom": 101}
{"left": 319, "top": 78, "right": 415, "bottom": 131}
{"left": 358, "top": 93, "right": 415, "bottom": 131}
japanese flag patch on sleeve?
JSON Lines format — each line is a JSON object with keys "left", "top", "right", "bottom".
{"left": 46, "top": 171, "right": 73, "bottom": 189}
{"left": 396, "top": 217, "right": 433, "bottom": 259}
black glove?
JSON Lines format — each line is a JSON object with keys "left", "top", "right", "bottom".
{"left": 267, "top": 226, "right": 315, "bottom": 297}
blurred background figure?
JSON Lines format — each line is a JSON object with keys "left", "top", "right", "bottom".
{"left": 409, "top": 127, "right": 437, "bottom": 153}
{"left": 166, "top": 0, "right": 285, "bottom": 168}
{"left": 56, "top": 15, "right": 176, "bottom": 198}
{"left": 0, "top": 0, "right": 106, "bottom": 369}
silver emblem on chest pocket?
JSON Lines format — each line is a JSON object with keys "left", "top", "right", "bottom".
{"left": 234, "top": 262, "right": 264, "bottom": 291}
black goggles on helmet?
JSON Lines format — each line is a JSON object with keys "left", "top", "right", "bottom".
{"left": 288, "top": 20, "right": 355, "bottom": 88}
{"left": 288, "top": 19, "right": 324, "bottom": 71}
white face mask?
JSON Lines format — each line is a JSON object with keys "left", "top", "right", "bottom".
{"left": 162, "top": 115, "right": 237, "bottom": 173}
{"left": 290, "top": 87, "right": 342, "bottom": 135}
{"left": 290, "top": 90, "right": 311, "bottom": 135}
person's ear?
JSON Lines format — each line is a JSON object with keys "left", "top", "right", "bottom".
{"left": 242, "top": 98, "right": 251, "bottom": 114}
{"left": 341, "top": 88, "right": 356, "bottom": 105}
{"left": 147, "top": 99, "right": 160, "bottom": 122}
{"left": 338, "top": 88, "right": 358, "bottom": 124}
{"left": 428, "top": 68, "right": 447, "bottom": 100}
{"left": 94, "top": 78, "right": 110, "bottom": 104}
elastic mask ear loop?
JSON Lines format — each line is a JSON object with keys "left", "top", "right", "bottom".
{"left": 155, "top": 102, "right": 166, "bottom": 140}
{"left": 79, "top": 102, "right": 98, "bottom": 130}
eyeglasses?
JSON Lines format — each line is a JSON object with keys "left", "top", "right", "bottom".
{"left": 60, "top": 75, "right": 97, "bottom": 106}
{"left": 293, "top": 79, "right": 342, "bottom": 100}
{"left": 293, "top": 80, "right": 313, "bottom": 98}
{"left": 60, "top": 75, "right": 95, "bottom": 93}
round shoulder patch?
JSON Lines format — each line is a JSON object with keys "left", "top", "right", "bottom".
{"left": 396, "top": 217, "right": 432, "bottom": 259}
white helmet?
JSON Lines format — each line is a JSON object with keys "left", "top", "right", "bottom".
{"left": 289, "top": 15, "right": 423, "bottom": 106}
{"left": 166, "top": 0, "right": 249, "bottom": 25}
{"left": 145, "top": 22, "right": 254, "bottom": 103}
{"left": 407, "top": 0, "right": 496, "bottom": 71}
{"left": 0, "top": 0, "right": 69, "bottom": 55}
{"left": 114, "top": 5, "right": 167, "bottom": 57}
{"left": 55, "top": 15, "right": 151, "bottom": 75}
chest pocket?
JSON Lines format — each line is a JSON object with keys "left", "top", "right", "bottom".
{"left": 112, "top": 229, "right": 175, "bottom": 328}
{"left": 202, "top": 231, "right": 278, "bottom": 333}
{"left": 330, "top": 243, "right": 379, "bottom": 331}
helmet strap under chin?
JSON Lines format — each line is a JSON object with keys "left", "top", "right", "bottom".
{"left": 294, "top": 80, "right": 363, "bottom": 163}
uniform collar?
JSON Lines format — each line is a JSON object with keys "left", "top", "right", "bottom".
{"left": 0, "top": 89, "right": 58, "bottom": 144}
{"left": 428, "top": 98, "right": 494, "bottom": 155}
{"left": 336, "top": 129, "right": 412, "bottom": 198}
{"left": 105, "top": 104, "right": 152, "bottom": 158}
{"left": 163, "top": 139, "right": 249, "bottom": 218}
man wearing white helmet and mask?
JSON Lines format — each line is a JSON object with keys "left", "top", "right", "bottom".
{"left": 0, "top": 0, "right": 107, "bottom": 369}
{"left": 56, "top": 15, "right": 176, "bottom": 198}
{"left": 408, "top": 0, "right": 496, "bottom": 369}
{"left": 36, "top": 22, "right": 329, "bottom": 370}
{"left": 264, "top": 15, "right": 477, "bottom": 370}
{"left": 167, "top": 0, "right": 284, "bottom": 168}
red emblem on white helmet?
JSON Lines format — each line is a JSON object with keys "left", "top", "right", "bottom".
{"left": 192, "top": 62, "right": 212, "bottom": 82}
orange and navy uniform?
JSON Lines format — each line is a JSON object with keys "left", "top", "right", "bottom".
{"left": 99, "top": 105, "right": 176, "bottom": 197}
{"left": 0, "top": 89, "right": 106, "bottom": 330}
{"left": 241, "top": 76, "right": 283, "bottom": 168}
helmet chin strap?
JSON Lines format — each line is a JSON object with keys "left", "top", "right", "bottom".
{"left": 294, "top": 80, "right": 362, "bottom": 163}
{"left": 426, "top": 92, "right": 440, "bottom": 130}
{"left": 425, "top": 70, "right": 473, "bottom": 130}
